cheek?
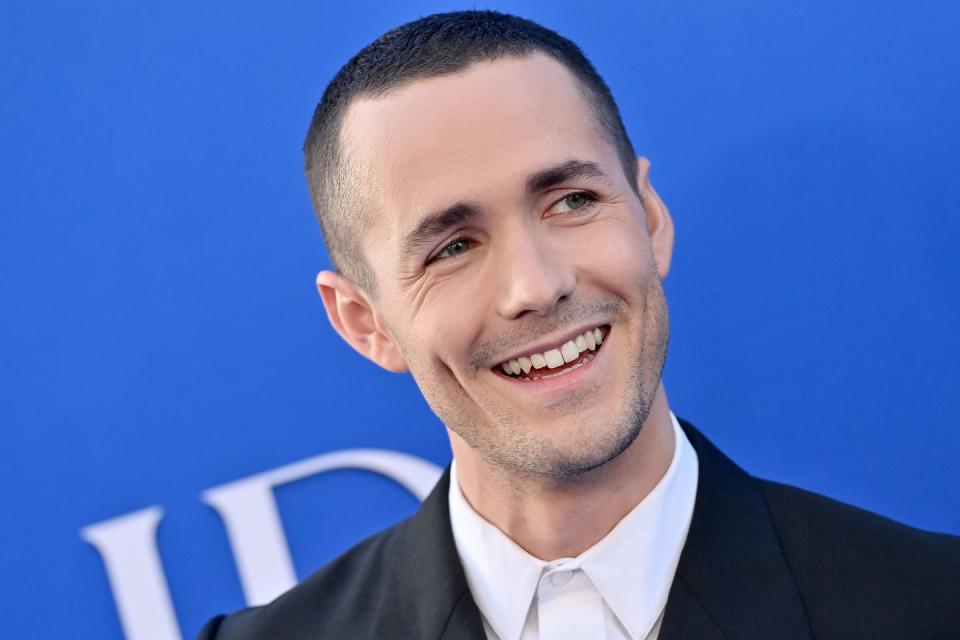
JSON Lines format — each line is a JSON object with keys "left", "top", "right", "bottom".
{"left": 412, "top": 274, "right": 493, "bottom": 358}
{"left": 573, "top": 218, "right": 655, "bottom": 286}
{"left": 401, "top": 320, "right": 487, "bottom": 424}
{"left": 402, "top": 306, "right": 479, "bottom": 378}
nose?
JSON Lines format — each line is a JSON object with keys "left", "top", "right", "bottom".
{"left": 494, "top": 226, "right": 576, "bottom": 320}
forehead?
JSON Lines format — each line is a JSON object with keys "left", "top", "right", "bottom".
{"left": 340, "top": 54, "right": 618, "bottom": 263}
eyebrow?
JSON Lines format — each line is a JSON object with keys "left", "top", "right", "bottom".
{"left": 525, "top": 159, "right": 608, "bottom": 194}
{"left": 401, "top": 202, "right": 479, "bottom": 263}
{"left": 401, "top": 158, "right": 609, "bottom": 263}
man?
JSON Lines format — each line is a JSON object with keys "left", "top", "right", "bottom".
{"left": 199, "top": 10, "right": 960, "bottom": 639}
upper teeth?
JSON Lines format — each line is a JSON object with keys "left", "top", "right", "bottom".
{"left": 500, "top": 327, "right": 605, "bottom": 376}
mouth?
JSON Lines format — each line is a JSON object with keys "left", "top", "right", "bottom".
{"left": 492, "top": 325, "right": 609, "bottom": 382}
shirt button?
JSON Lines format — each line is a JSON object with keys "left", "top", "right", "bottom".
{"left": 549, "top": 570, "right": 574, "bottom": 587}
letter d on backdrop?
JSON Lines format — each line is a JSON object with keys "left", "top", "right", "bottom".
{"left": 201, "top": 449, "right": 441, "bottom": 606}
{"left": 82, "top": 449, "right": 442, "bottom": 640}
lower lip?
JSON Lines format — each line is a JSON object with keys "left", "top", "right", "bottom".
{"left": 492, "top": 332, "right": 610, "bottom": 395}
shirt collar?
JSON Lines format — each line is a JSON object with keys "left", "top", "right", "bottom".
{"left": 448, "top": 463, "right": 545, "bottom": 640}
{"left": 448, "top": 412, "right": 699, "bottom": 640}
{"left": 578, "top": 412, "right": 699, "bottom": 638}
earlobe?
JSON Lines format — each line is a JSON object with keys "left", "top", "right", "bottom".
{"left": 636, "top": 157, "right": 675, "bottom": 279}
{"left": 315, "top": 271, "right": 409, "bottom": 373}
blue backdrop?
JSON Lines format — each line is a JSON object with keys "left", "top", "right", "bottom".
{"left": 2, "top": 1, "right": 958, "bottom": 638}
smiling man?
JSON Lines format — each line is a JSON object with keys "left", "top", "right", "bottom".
{"left": 199, "top": 10, "right": 960, "bottom": 640}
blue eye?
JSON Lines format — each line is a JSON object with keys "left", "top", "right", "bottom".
{"left": 553, "top": 191, "right": 596, "bottom": 214}
{"left": 563, "top": 192, "right": 590, "bottom": 210}
{"left": 428, "top": 237, "right": 474, "bottom": 264}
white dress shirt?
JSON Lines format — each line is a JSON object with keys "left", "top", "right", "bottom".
{"left": 448, "top": 413, "right": 699, "bottom": 640}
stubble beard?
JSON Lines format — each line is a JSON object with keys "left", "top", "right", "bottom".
{"left": 429, "top": 280, "right": 671, "bottom": 478}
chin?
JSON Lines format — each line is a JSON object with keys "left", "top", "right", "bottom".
{"left": 472, "top": 401, "right": 643, "bottom": 477}
{"left": 536, "top": 415, "right": 645, "bottom": 476}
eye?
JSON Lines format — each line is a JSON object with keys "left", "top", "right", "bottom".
{"left": 427, "top": 236, "right": 476, "bottom": 265}
{"left": 551, "top": 191, "right": 597, "bottom": 215}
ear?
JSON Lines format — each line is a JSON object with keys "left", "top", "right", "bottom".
{"left": 636, "top": 157, "right": 675, "bottom": 279}
{"left": 315, "top": 270, "right": 409, "bottom": 373}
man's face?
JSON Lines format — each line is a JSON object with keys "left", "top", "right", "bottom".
{"left": 338, "top": 54, "right": 671, "bottom": 475}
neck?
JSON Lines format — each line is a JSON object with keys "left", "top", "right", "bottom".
{"left": 450, "top": 386, "right": 675, "bottom": 561}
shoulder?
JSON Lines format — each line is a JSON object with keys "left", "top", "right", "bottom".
{"left": 196, "top": 468, "right": 476, "bottom": 640}
{"left": 197, "top": 518, "right": 411, "bottom": 640}
{"left": 758, "top": 479, "right": 960, "bottom": 636}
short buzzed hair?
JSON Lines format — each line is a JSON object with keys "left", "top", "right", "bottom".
{"left": 304, "top": 10, "right": 638, "bottom": 295}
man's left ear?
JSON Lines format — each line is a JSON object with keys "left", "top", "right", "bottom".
{"left": 636, "top": 157, "right": 675, "bottom": 279}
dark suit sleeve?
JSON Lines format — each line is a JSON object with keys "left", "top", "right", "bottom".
{"left": 196, "top": 615, "right": 225, "bottom": 639}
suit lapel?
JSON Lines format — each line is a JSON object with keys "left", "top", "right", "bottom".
{"left": 658, "top": 576, "right": 727, "bottom": 639}
{"left": 440, "top": 589, "right": 490, "bottom": 640}
{"left": 661, "top": 421, "right": 813, "bottom": 640}
{"left": 372, "top": 468, "right": 486, "bottom": 640}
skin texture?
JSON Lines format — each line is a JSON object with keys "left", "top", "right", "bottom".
{"left": 317, "top": 53, "right": 677, "bottom": 560}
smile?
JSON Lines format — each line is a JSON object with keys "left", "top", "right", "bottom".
{"left": 494, "top": 325, "right": 608, "bottom": 381}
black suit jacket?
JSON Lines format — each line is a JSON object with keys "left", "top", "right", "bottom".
{"left": 198, "top": 420, "right": 960, "bottom": 639}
